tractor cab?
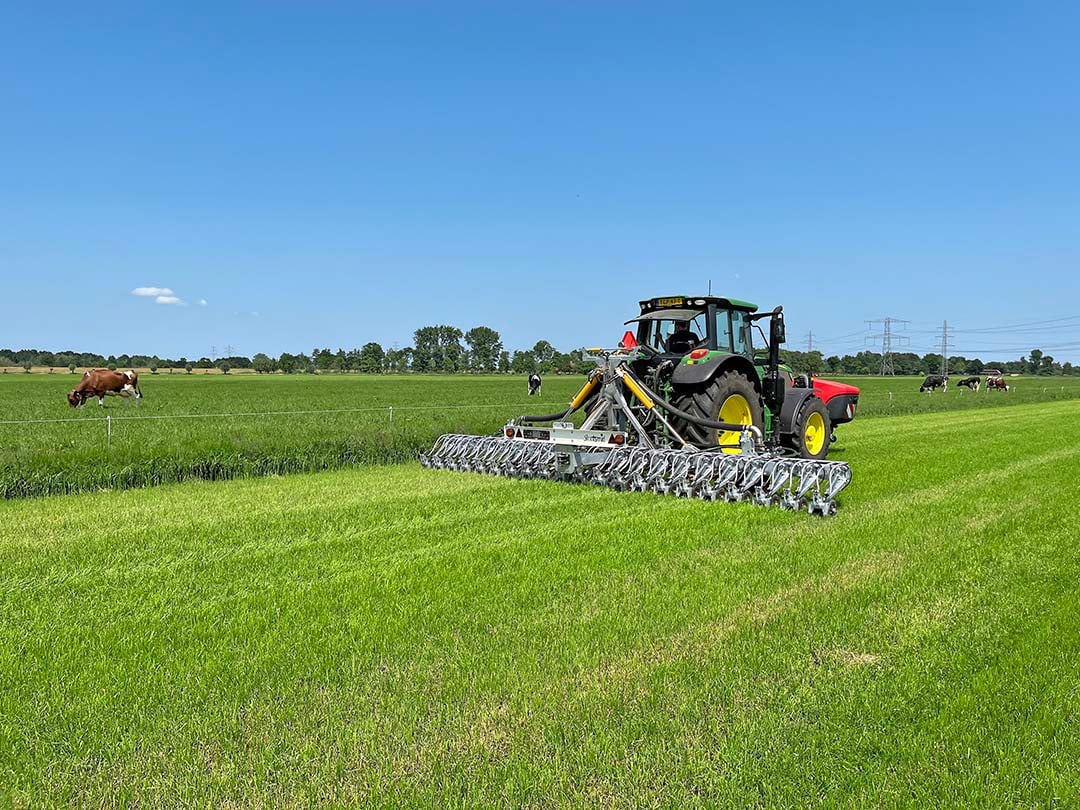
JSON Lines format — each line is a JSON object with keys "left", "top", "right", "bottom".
{"left": 627, "top": 295, "right": 758, "bottom": 360}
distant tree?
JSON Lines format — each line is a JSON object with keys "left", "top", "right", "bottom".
{"left": 150, "top": 363, "right": 158, "bottom": 374}
{"left": 216, "top": 355, "right": 251, "bottom": 370}
{"left": 313, "top": 348, "right": 335, "bottom": 373}
{"left": 439, "top": 326, "right": 465, "bottom": 373}
{"left": 532, "top": 340, "right": 556, "bottom": 372}
{"left": 358, "top": 342, "right": 385, "bottom": 374}
{"left": 511, "top": 350, "right": 536, "bottom": 374}
{"left": 1063, "top": 362, "right": 1074, "bottom": 376}
{"left": 195, "top": 357, "right": 213, "bottom": 369}
{"left": 411, "top": 327, "right": 438, "bottom": 372}
{"left": 385, "top": 347, "right": 413, "bottom": 373}
{"left": 464, "top": 326, "right": 503, "bottom": 373}
{"left": 277, "top": 353, "right": 297, "bottom": 374}
{"left": 185, "top": 363, "right": 193, "bottom": 374}
{"left": 107, "top": 362, "right": 117, "bottom": 372}
{"left": 1028, "top": 349, "right": 1043, "bottom": 375}
{"left": 68, "top": 362, "right": 77, "bottom": 374}
{"left": 220, "top": 362, "right": 230, "bottom": 374}
{"left": 498, "top": 350, "right": 511, "bottom": 374}
{"left": 252, "top": 353, "right": 274, "bottom": 374}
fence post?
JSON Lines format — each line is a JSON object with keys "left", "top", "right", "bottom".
{"left": 389, "top": 405, "right": 393, "bottom": 425}
{"left": 106, "top": 415, "right": 112, "bottom": 451}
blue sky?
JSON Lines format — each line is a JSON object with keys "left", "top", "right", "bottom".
{"left": 3, "top": 2, "right": 1079, "bottom": 362}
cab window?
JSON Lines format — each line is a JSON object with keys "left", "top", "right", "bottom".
{"left": 645, "top": 313, "right": 708, "bottom": 352}
{"left": 716, "top": 311, "right": 733, "bottom": 352}
{"left": 730, "top": 310, "right": 750, "bottom": 355}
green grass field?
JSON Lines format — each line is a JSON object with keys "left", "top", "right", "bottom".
{"left": 1, "top": 398, "right": 1077, "bottom": 805}
{"left": 3, "top": 372, "right": 1079, "bottom": 498}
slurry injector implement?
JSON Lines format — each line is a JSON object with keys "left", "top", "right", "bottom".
{"left": 422, "top": 295, "right": 860, "bottom": 515}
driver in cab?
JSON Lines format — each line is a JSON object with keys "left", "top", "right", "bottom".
{"left": 666, "top": 320, "right": 700, "bottom": 354}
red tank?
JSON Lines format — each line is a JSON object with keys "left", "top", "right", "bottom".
{"left": 811, "top": 377, "right": 860, "bottom": 425}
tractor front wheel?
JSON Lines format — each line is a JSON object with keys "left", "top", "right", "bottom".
{"left": 784, "top": 397, "right": 832, "bottom": 460}
{"left": 673, "top": 370, "right": 764, "bottom": 452}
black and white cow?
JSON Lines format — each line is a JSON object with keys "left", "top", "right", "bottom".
{"left": 956, "top": 376, "right": 981, "bottom": 391}
{"left": 920, "top": 374, "right": 948, "bottom": 393}
{"left": 527, "top": 373, "right": 542, "bottom": 396}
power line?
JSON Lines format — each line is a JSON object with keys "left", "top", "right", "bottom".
{"left": 952, "top": 314, "right": 1080, "bottom": 334}
{"left": 805, "top": 330, "right": 814, "bottom": 352}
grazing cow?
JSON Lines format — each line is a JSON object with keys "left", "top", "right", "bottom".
{"left": 956, "top": 376, "right": 981, "bottom": 391}
{"left": 527, "top": 373, "right": 542, "bottom": 397}
{"left": 920, "top": 374, "right": 948, "bottom": 393}
{"left": 986, "top": 376, "right": 1010, "bottom": 392}
{"left": 68, "top": 369, "right": 142, "bottom": 407}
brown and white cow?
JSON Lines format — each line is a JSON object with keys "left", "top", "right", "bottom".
{"left": 68, "top": 369, "right": 143, "bottom": 407}
{"left": 986, "top": 376, "right": 1010, "bottom": 392}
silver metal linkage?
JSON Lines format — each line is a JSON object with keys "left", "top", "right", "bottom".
{"left": 420, "top": 435, "right": 851, "bottom": 515}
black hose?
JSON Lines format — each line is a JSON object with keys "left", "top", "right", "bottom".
{"left": 520, "top": 407, "right": 574, "bottom": 423}
{"left": 630, "top": 373, "right": 762, "bottom": 436}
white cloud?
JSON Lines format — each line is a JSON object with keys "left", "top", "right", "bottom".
{"left": 155, "top": 295, "right": 183, "bottom": 305}
{"left": 132, "top": 286, "right": 173, "bottom": 297}
{"left": 199, "top": 299, "right": 208, "bottom": 307}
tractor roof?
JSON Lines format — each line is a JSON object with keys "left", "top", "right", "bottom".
{"left": 637, "top": 295, "right": 758, "bottom": 315}
{"left": 625, "top": 308, "right": 702, "bottom": 324}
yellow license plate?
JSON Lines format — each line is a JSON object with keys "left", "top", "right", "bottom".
{"left": 657, "top": 297, "right": 684, "bottom": 307}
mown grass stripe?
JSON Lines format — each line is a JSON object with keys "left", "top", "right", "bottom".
{"left": 1, "top": 400, "right": 1078, "bottom": 805}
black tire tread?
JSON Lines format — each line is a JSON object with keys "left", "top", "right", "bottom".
{"left": 783, "top": 396, "right": 832, "bottom": 459}
{"left": 672, "top": 370, "right": 764, "bottom": 448}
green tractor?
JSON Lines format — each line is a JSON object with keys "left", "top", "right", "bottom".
{"left": 625, "top": 295, "right": 860, "bottom": 460}
{"left": 422, "top": 293, "right": 859, "bottom": 514}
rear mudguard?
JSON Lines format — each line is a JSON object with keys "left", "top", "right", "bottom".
{"left": 670, "top": 353, "right": 759, "bottom": 389}
{"left": 777, "top": 388, "right": 819, "bottom": 436}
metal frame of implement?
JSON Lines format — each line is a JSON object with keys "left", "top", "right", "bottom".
{"left": 421, "top": 348, "right": 852, "bottom": 515}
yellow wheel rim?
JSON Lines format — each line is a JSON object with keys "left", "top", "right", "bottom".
{"left": 804, "top": 411, "right": 825, "bottom": 456}
{"left": 718, "top": 393, "right": 752, "bottom": 454}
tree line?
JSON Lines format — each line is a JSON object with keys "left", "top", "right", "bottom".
{"left": 781, "top": 348, "right": 1075, "bottom": 377}
{"left": 2, "top": 332, "right": 1075, "bottom": 376}
{"left": 0, "top": 325, "right": 597, "bottom": 375}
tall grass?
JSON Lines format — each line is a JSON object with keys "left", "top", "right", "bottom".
{"left": 2, "top": 373, "right": 1078, "bottom": 498}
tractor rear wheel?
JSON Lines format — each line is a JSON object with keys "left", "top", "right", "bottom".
{"left": 673, "top": 370, "right": 764, "bottom": 453}
{"left": 784, "top": 396, "right": 832, "bottom": 460}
